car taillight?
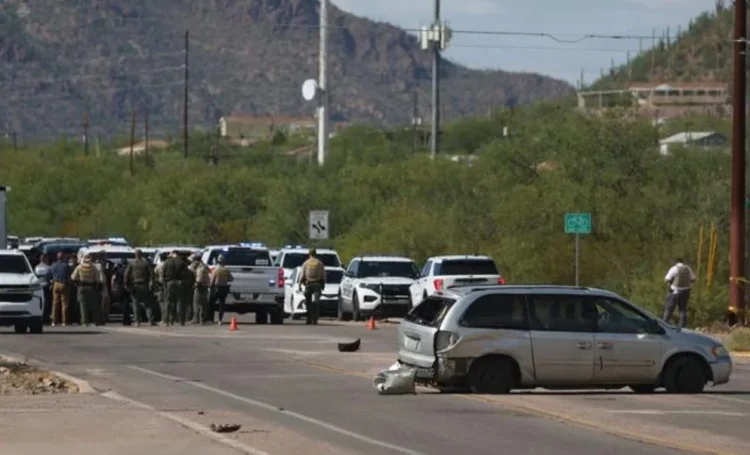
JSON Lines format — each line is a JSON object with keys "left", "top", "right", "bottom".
{"left": 498, "top": 277, "right": 506, "bottom": 285}
{"left": 435, "top": 331, "right": 460, "bottom": 352}
{"left": 277, "top": 268, "right": 285, "bottom": 287}
{"left": 433, "top": 278, "right": 444, "bottom": 291}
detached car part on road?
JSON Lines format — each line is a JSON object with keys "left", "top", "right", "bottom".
{"left": 397, "top": 285, "right": 733, "bottom": 394}
{"left": 0, "top": 249, "right": 45, "bottom": 334}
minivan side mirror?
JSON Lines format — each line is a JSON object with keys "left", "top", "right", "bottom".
{"left": 645, "top": 320, "right": 666, "bottom": 335}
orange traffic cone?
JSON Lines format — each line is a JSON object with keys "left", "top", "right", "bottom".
{"left": 229, "top": 316, "right": 238, "bottom": 331}
{"left": 367, "top": 316, "right": 376, "bottom": 330}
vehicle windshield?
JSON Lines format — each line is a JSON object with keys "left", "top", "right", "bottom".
{"left": 0, "top": 255, "right": 32, "bottom": 274}
{"left": 282, "top": 252, "right": 341, "bottom": 268}
{"left": 435, "top": 259, "right": 499, "bottom": 275}
{"left": 357, "top": 261, "right": 418, "bottom": 279}
{"left": 100, "top": 252, "right": 136, "bottom": 262}
{"left": 209, "top": 248, "right": 271, "bottom": 266}
{"left": 326, "top": 269, "right": 344, "bottom": 284}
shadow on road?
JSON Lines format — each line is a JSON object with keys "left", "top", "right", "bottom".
{"left": 0, "top": 331, "right": 103, "bottom": 336}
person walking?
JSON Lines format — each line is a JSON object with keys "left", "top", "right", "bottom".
{"left": 192, "top": 255, "right": 210, "bottom": 325}
{"left": 161, "top": 251, "right": 185, "bottom": 326}
{"left": 300, "top": 248, "right": 325, "bottom": 325}
{"left": 125, "top": 250, "right": 155, "bottom": 326}
{"left": 71, "top": 253, "right": 102, "bottom": 326}
{"left": 663, "top": 258, "right": 696, "bottom": 328}
{"left": 209, "top": 255, "right": 233, "bottom": 325}
{"left": 35, "top": 254, "right": 53, "bottom": 325}
{"left": 49, "top": 252, "right": 71, "bottom": 327}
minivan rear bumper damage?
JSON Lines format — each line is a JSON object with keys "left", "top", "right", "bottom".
{"left": 399, "top": 355, "right": 469, "bottom": 385}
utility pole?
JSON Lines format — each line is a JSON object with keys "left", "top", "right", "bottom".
{"left": 144, "top": 110, "right": 149, "bottom": 160}
{"left": 129, "top": 111, "right": 136, "bottom": 176}
{"left": 83, "top": 112, "right": 89, "bottom": 156}
{"left": 183, "top": 30, "right": 189, "bottom": 159}
{"left": 411, "top": 90, "right": 419, "bottom": 154}
{"left": 430, "top": 0, "right": 441, "bottom": 159}
{"left": 317, "top": 0, "right": 329, "bottom": 166}
{"left": 730, "top": 0, "right": 747, "bottom": 324}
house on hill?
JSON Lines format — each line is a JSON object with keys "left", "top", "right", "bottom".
{"left": 658, "top": 131, "right": 728, "bottom": 155}
{"left": 218, "top": 116, "right": 316, "bottom": 142}
{"left": 577, "top": 81, "right": 729, "bottom": 118}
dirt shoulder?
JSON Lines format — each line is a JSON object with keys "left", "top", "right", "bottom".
{"left": 0, "top": 360, "right": 78, "bottom": 396}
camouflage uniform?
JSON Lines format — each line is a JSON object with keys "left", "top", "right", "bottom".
{"left": 161, "top": 253, "right": 185, "bottom": 326}
{"left": 179, "top": 261, "right": 196, "bottom": 325}
{"left": 71, "top": 255, "right": 102, "bottom": 326}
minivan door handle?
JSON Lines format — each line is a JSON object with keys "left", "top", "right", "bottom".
{"left": 576, "top": 342, "right": 592, "bottom": 350}
{"left": 597, "top": 342, "right": 613, "bottom": 350}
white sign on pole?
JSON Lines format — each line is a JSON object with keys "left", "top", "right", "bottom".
{"left": 309, "top": 210, "right": 329, "bottom": 240}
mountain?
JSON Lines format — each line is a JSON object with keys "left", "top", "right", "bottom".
{"left": 592, "top": 3, "right": 733, "bottom": 90}
{"left": 0, "top": 0, "right": 573, "bottom": 141}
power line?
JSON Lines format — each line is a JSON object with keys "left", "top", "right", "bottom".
{"left": 450, "top": 44, "right": 637, "bottom": 53}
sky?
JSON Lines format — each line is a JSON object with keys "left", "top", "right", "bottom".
{"left": 332, "top": 0, "right": 718, "bottom": 86}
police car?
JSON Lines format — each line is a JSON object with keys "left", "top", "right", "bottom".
{"left": 275, "top": 245, "right": 342, "bottom": 286}
{"left": 199, "top": 243, "right": 285, "bottom": 324}
{"left": 0, "top": 249, "right": 44, "bottom": 333}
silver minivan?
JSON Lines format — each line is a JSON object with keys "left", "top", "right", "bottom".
{"left": 397, "top": 285, "right": 732, "bottom": 394}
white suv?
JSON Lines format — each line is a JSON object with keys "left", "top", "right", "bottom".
{"left": 0, "top": 250, "right": 44, "bottom": 333}
{"left": 338, "top": 255, "right": 419, "bottom": 321}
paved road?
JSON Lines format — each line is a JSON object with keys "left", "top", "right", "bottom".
{"left": 1, "top": 317, "right": 747, "bottom": 455}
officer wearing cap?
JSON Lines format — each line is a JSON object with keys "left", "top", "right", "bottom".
{"left": 209, "top": 254, "right": 233, "bottom": 325}
{"left": 300, "top": 248, "right": 325, "bottom": 325}
{"left": 71, "top": 253, "right": 102, "bottom": 326}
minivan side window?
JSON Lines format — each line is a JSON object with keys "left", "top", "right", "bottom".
{"left": 460, "top": 293, "right": 528, "bottom": 330}
{"left": 588, "top": 297, "right": 652, "bottom": 334}
{"left": 528, "top": 294, "right": 597, "bottom": 333}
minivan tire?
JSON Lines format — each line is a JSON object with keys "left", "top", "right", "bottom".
{"left": 662, "top": 356, "right": 706, "bottom": 394}
{"left": 467, "top": 357, "right": 515, "bottom": 394}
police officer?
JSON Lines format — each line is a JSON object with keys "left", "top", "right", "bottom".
{"left": 94, "top": 251, "right": 112, "bottom": 325}
{"left": 161, "top": 251, "right": 185, "bottom": 326}
{"left": 179, "top": 255, "right": 196, "bottom": 325}
{"left": 153, "top": 253, "right": 167, "bottom": 325}
{"left": 300, "top": 248, "right": 325, "bottom": 325}
{"left": 209, "top": 255, "right": 233, "bottom": 325}
{"left": 125, "top": 249, "right": 155, "bottom": 326}
{"left": 71, "top": 253, "right": 102, "bottom": 326}
{"left": 191, "top": 255, "right": 210, "bottom": 325}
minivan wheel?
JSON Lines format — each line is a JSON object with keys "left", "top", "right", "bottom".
{"left": 467, "top": 357, "right": 515, "bottom": 394}
{"left": 662, "top": 356, "right": 706, "bottom": 394}
{"left": 630, "top": 384, "right": 657, "bottom": 394}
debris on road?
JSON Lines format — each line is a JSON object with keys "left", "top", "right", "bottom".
{"left": 373, "top": 362, "right": 417, "bottom": 395}
{"left": 337, "top": 338, "right": 361, "bottom": 352}
{"left": 210, "top": 423, "right": 242, "bottom": 433}
{"left": 0, "top": 361, "right": 78, "bottom": 396}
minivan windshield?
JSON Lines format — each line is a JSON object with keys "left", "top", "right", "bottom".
{"left": 358, "top": 261, "right": 419, "bottom": 279}
{"left": 282, "top": 252, "right": 341, "bottom": 268}
{"left": 0, "top": 255, "right": 32, "bottom": 274}
{"left": 436, "top": 259, "right": 498, "bottom": 276}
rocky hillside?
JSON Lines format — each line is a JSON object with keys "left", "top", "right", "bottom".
{"left": 592, "top": 2, "right": 734, "bottom": 89}
{"left": 0, "top": 0, "right": 573, "bottom": 141}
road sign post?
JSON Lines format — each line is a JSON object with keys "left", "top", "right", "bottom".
{"left": 564, "top": 213, "right": 592, "bottom": 286}
{"left": 309, "top": 210, "right": 329, "bottom": 240}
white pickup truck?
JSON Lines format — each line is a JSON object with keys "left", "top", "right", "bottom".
{"left": 199, "top": 244, "right": 285, "bottom": 324}
{"left": 409, "top": 255, "right": 505, "bottom": 307}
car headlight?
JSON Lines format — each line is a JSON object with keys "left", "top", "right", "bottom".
{"left": 711, "top": 345, "right": 729, "bottom": 358}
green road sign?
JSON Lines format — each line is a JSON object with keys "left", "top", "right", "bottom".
{"left": 565, "top": 212, "right": 592, "bottom": 235}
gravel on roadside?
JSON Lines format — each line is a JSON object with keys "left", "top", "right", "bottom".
{"left": 0, "top": 361, "right": 78, "bottom": 396}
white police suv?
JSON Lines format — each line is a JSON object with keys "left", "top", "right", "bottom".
{"left": 0, "top": 249, "right": 44, "bottom": 333}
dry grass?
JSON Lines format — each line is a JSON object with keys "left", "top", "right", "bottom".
{"left": 0, "top": 361, "right": 78, "bottom": 396}
{"left": 726, "top": 328, "right": 750, "bottom": 352}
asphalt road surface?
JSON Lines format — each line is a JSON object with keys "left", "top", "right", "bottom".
{"left": 1, "top": 316, "right": 748, "bottom": 455}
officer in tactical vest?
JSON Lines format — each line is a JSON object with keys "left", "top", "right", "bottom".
{"left": 179, "top": 255, "right": 196, "bottom": 325}
{"left": 300, "top": 248, "right": 326, "bottom": 325}
{"left": 71, "top": 253, "right": 102, "bottom": 326}
{"left": 192, "top": 255, "right": 211, "bottom": 325}
{"left": 161, "top": 251, "right": 185, "bottom": 326}
{"left": 125, "top": 249, "right": 155, "bottom": 326}
{"left": 209, "top": 255, "right": 233, "bottom": 325}
{"left": 663, "top": 258, "right": 696, "bottom": 328}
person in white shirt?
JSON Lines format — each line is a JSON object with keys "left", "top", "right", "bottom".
{"left": 663, "top": 258, "right": 696, "bottom": 328}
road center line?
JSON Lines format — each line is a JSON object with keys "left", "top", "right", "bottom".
{"left": 128, "top": 365, "right": 426, "bottom": 455}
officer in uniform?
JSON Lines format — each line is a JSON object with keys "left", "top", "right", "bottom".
{"left": 192, "top": 255, "right": 211, "bottom": 325}
{"left": 162, "top": 251, "right": 185, "bottom": 326}
{"left": 95, "top": 251, "right": 112, "bottom": 324}
{"left": 179, "top": 255, "right": 196, "bottom": 325}
{"left": 125, "top": 249, "right": 155, "bottom": 326}
{"left": 209, "top": 255, "right": 233, "bottom": 325}
{"left": 300, "top": 248, "right": 325, "bottom": 325}
{"left": 71, "top": 253, "right": 102, "bottom": 326}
